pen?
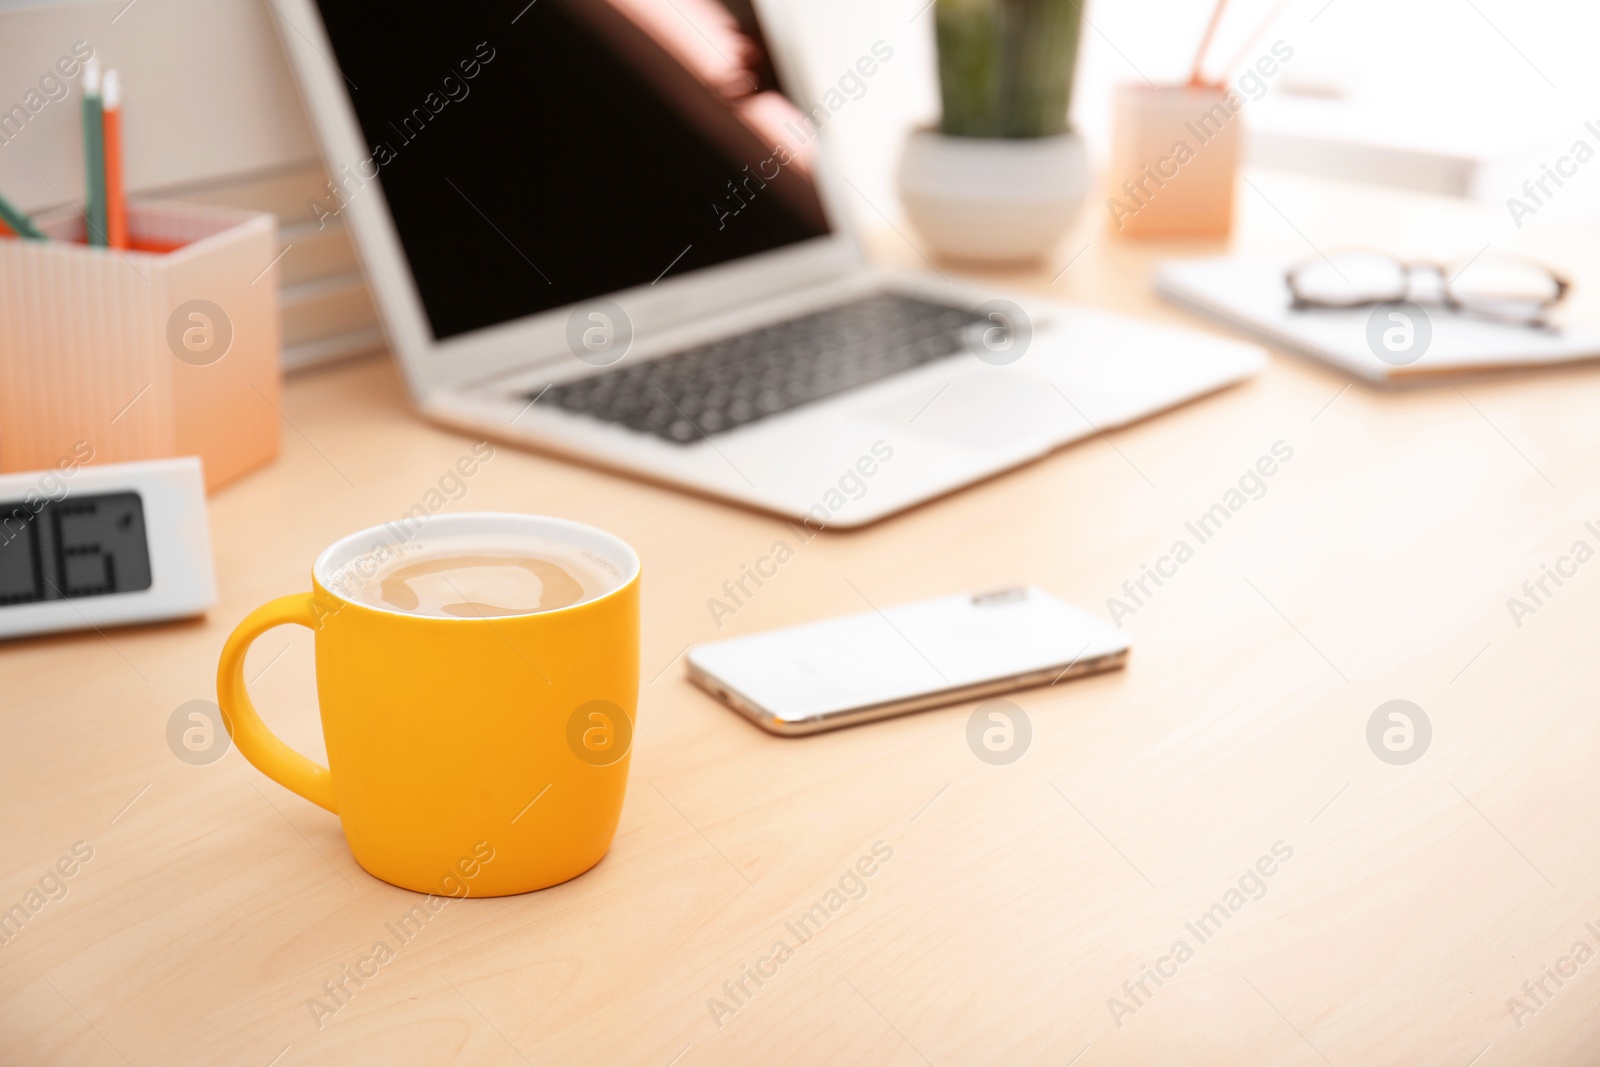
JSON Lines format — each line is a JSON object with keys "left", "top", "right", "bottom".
{"left": 0, "top": 187, "right": 46, "bottom": 241}
{"left": 82, "top": 58, "right": 107, "bottom": 247}
{"left": 103, "top": 69, "right": 127, "bottom": 250}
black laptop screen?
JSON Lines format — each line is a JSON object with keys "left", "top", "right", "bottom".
{"left": 311, "top": 0, "right": 834, "bottom": 341}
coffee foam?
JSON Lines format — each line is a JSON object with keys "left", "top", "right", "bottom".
{"left": 342, "top": 534, "right": 623, "bottom": 618}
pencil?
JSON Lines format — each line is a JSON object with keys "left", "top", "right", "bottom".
{"left": 0, "top": 187, "right": 46, "bottom": 241}
{"left": 1188, "top": 0, "right": 1231, "bottom": 87}
{"left": 82, "top": 58, "right": 107, "bottom": 247}
{"left": 103, "top": 69, "right": 127, "bottom": 249}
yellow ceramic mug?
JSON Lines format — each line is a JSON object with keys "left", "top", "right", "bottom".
{"left": 216, "top": 513, "right": 640, "bottom": 896}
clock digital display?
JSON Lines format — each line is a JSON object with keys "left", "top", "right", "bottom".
{"left": 0, "top": 492, "right": 153, "bottom": 606}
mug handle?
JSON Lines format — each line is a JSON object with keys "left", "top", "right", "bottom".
{"left": 216, "top": 593, "right": 337, "bottom": 813}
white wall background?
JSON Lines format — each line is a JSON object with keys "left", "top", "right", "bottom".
{"left": 0, "top": 0, "right": 316, "bottom": 211}
{"left": 797, "top": 0, "right": 1600, "bottom": 221}
{"left": 0, "top": 0, "right": 1596, "bottom": 221}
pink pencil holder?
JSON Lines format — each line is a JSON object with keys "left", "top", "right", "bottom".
{"left": 0, "top": 199, "right": 281, "bottom": 491}
{"left": 1107, "top": 83, "right": 1241, "bottom": 239}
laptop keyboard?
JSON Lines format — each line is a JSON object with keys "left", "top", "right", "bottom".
{"left": 537, "top": 292, "right": 986, "bottom": 444}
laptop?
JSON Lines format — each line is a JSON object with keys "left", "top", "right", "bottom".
{"left": 272, "top": 0, "right": 1265, "bottom": 527}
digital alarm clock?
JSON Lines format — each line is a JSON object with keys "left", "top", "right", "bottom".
{"left": 0, "top": 456, "right": 216, "bottom": 640}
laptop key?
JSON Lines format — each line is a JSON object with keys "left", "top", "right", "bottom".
{"left": 535, "top": 292, "right": 986, "bottom": 444}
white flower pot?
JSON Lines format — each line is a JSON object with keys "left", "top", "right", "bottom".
{"left": 896, "top": 127, "right": 1089, "bottom": 265}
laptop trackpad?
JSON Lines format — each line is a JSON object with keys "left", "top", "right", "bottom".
{"left": 867, "top": 369, "right": 1089, "bottom": 452}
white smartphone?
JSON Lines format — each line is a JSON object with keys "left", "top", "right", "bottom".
{"left": 686, "top": 586, "right": 1129, "bottom": 735}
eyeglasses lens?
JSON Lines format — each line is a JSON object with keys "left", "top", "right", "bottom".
{"left": 1449, "top": 257, "right": 1562, "bottom": 322}
{"left": 1293, "top": 253, "right": 1406, "bottom": 306}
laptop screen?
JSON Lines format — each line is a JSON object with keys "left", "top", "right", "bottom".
{"left": 312, "top": 0, "right": 833, "bottom": 341}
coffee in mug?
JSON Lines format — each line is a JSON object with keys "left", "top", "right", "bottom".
{"left": 215, "top": 513, "right": 641, "bottom": 896}
{"left": 345, "top": 534, "right": 625, "bottom": 618}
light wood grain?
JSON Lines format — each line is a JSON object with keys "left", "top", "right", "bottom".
{"left": 5, "top": 170, "right": 1600, "bottom": 1066}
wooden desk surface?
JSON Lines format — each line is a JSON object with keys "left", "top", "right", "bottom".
{"left": 7, "top": 171, "right": 1600, "bottom": 1066}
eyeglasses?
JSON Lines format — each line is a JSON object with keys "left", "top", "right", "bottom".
{"left": 1286, "top": 250, "right": 1570, "bottom": 327}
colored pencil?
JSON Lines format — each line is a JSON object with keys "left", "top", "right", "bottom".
{"left": 0, "top": 187, "right": 46, "bottom": 241}
{"left": 103, "top": 69, "right": 127, "bottom": 249}
{"left": 82, "top": 59, "right": 107, "bottom": 247}
{"left": 1218, "top": 0, "right": 1293, "bottom": 81}
{"left": 1188, "top": 0, "right": 1231, "bottom": 87}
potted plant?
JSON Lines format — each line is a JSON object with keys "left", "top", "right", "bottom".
{"left": 898, "top": 0, "right": 1089, "bottom": 264}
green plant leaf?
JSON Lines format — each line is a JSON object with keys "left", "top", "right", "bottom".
{"left": 936, "top": 0, "right": 1084, "bottom": 139}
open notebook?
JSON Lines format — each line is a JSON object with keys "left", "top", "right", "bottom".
{"left": 1156, "top": 257, "right": 1600, "bottom": 383}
